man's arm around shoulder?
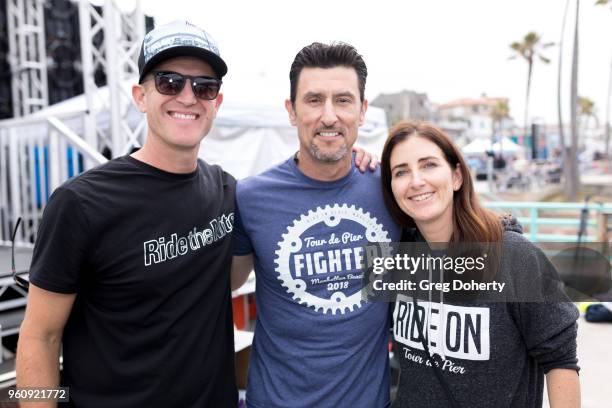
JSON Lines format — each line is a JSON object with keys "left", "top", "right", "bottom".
{"left": 231, "top": 254, "right": 253, "bottom": 291}
{"left": 16, "top": 284, "right": 75, "bottom": 408}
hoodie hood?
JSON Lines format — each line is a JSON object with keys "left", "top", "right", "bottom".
{"left": 500, "top": 214, "right": 523, "bottom": 234}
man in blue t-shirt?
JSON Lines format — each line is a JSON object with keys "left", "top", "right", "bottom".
{"left": 232, "top": 42, "right": 401, "bottom": 408}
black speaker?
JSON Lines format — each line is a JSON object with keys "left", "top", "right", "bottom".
{"left": 0, "top": 0, "right": 13, "bottom": 119}
{"left": 44, "top": 0, "right": 84, "bottom": 105}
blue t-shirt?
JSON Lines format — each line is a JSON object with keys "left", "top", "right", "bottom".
{"left": 234, "top": 156, "right": 401, "bottom": 408}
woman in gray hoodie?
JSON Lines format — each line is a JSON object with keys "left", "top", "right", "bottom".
{"left": 380, "top": 120, "right": 580, "bottom": 408}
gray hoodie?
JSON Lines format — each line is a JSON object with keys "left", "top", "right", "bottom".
{"left": 391, "top": 229, "right": 579, "bottom": 408}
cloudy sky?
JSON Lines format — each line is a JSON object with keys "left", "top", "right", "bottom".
{"left": 130, "top": 0, "right": 611, "bottom": 126}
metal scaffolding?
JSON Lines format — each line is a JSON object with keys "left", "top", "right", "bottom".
{"left": 1, "top": 0, "right": 147, "bottom": 244}
{"left": 5, "top": 0, "right": 145, "bottom": 155}
{"left": 79, "top": 0, "right": 145, "bottom": 158}
{"left": 7, "top": 0, "right": 49, "bottom": 117}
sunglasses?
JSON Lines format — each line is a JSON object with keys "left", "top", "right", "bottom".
{"left": 152, "top": 71, "right": 222, "bottom": 100}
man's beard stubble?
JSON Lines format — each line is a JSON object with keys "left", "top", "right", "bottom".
{"left": 309, "top": 142, "right": 349, "bottom": 163}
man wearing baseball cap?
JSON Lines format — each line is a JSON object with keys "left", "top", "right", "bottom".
{"left": 17, "top": 20, "right": 237, "bottom": 407}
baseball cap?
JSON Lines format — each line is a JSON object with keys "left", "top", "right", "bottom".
{"left": 137, "top": 20, "right": 228, "bottom": 83}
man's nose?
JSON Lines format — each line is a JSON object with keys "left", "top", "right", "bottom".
{"left": 320, "top": 100, "right": 338, "bottom": 126}
{"left": 176, "top": 79, "right": 197, "bottom": 105}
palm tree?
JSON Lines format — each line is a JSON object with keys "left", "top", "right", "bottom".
{"left": 487, "top": 100, "right": 510, "bottom": 190}
{"left": 490, "top": 100, "right": 510, "bottom": 143}
{"left": 567, "top": 0, "right": 581, "bottom": 200}
{"left": 578, "top": 97, "right": 598, "bottom": 156}
{"left": 578, "top": 96, "right": 595, "bottom": 119}
{"left": 596, "top": 0, "right": 611, "bottom": 159}
{"left": 509, "top": 32, "right": 554, "bottom": 148}
{"left": 557, "top": 0, "right": 571, "bottom": 167}
{"left": 606, "top": 59, "right": 612, "bottom": 159}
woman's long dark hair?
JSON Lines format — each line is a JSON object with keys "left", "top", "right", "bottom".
{"left": 381, "top": 120, "right": 503, "bottom": 243}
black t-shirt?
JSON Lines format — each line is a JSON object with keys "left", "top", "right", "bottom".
{"left": 29, "top": 156, "right": 238, "bottom": 408}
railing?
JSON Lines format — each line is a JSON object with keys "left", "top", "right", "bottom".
{"left": 484, "top": 201, "right": 612, "bottom": 242}
{"left": 0, "top": 113, "right": 107, "bottom": 244}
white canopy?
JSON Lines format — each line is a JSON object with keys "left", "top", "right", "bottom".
{"left": 461, "top": 138, "right": 494, "bottom": 155}
{"left": 461, "top": 136, "right": 523, "bottom": 156}
{"left": 494, "top": 136, "right": 523, "bottom": 153}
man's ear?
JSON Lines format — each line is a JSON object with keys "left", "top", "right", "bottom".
{"left": 359, "top": 99, "right": 368, "bottom": 126}
{"left": 212, "top": 92, "right": 223, "bottom": 117}
{"left": 132, "top": 84, "right": 147, "bottom": 113}
{"left": 285, "top": 99, "right": 297, "bottom": 126}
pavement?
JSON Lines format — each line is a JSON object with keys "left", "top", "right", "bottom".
{"left": 542, "top": 315, "right": 612, "bottom": 408}
{"left": 573, "top": 316, "right": 612, "bottom": 408}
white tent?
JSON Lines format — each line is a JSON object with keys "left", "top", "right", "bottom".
{"left": 461, "top": 138, "right": 493, "bottom": 155}
{"left": 27, "top": 77, "right": 389, "bottom": 180}
{"left": 462, "top": 136, "right": 524, "bottom": 156}
{"left": 493, "top": 136, "right": 523, "bottom": 154}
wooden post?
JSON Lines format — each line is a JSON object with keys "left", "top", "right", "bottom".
{"left": 598, "top": 211, "right": 612, "bottom": 243}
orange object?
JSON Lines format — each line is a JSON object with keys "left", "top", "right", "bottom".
{"left": 232, "top": 296, "right": 247, "bottom": 330}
